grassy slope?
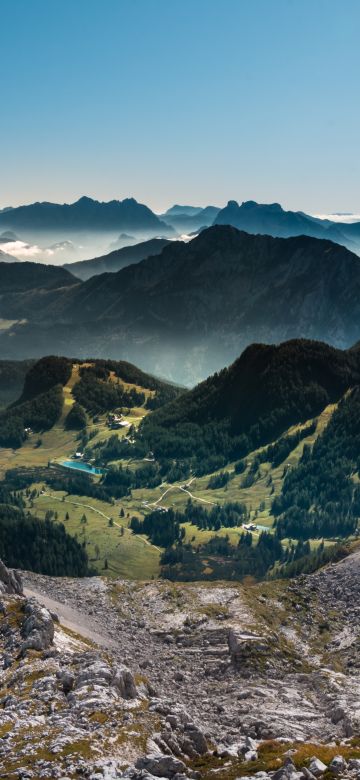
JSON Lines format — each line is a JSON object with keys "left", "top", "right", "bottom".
{"left": 26, "top": 487, "right": 160, "bottom": 580}
{"left": 0, "top": 363, "right": 151, "bottom": 475}
{"left": 120, "top": 402, "right": 338, "bottom": 545}
{"left": 29, "top": 401, "right": 339, "bottom": 579}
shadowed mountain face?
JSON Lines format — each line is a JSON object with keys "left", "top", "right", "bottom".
{"left": 213, "top": 200, "right": 360, "bottom": 253}
{"left": 144, "top": 339, "right": 360, "bottom": 440}
{"left": 1, "top": 226, "right": 360, "bottom": 384}
{"left": 0, "top": 261, "right": 77, "bottom": 293}
{"left": 63, "top": 237, "right": 171, "bottom": 281}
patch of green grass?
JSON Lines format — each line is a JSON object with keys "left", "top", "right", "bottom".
{"left": 26, "top": 488, "right": 160, "bottom": 580}
{"left": 190, "top": 740, "right": 360, "bottom": 780}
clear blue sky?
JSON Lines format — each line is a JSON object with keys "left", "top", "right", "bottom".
{"left": 1, "top": 0, "right": 359, "bottom": 213}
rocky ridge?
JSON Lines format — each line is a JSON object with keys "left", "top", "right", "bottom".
{"left": 2, "top": 551, "right": 360, "bottom": 778}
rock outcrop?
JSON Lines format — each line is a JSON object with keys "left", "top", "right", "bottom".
{"left": 20, "top": 597, "right": 55, "bottom": 653}
{"left": 0, "top": 558, "right": 22, "bottom": 595}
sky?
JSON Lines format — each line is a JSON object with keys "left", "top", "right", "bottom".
{"left": 1, "top": 0, "right": 360, "bottom": 214}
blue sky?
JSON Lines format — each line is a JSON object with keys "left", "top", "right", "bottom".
{"left": 1, "top": 0, "right": 359, "bottom": 213}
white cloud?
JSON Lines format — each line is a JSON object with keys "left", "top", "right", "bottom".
{"left": 0, "top": 240, "right": 55, "bottom": 260}
{"left": 313, "top": 213, "right": 360, "bottom": 224}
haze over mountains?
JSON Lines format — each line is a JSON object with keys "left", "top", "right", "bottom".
{"left": 63, "top": 237, "right": 171, "bottom": 281}
{"left": 0, "top": 196, "right": 174, "bottom": 264}
{"left": 159, "top": 204, "right": 220, "bottom": 234}
{"left": 214, "top": 200, "right": 360, "bottom": 252}
{"left": 2, "top": 195, "right": 360, "bottom": 267}
{"left": 1, "top": 225, "right": 360, "bottom": 384}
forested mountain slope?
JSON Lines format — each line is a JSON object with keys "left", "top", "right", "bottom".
{"left": 2, "top": 226, "right": 360, "bottom": 383}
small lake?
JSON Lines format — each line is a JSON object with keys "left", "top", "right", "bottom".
{"left": 60, "top": 460, "right": 105, "bottom": 476}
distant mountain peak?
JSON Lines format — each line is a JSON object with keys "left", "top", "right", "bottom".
{"left": 0, "top": 196, "right": 174, "bottom": 237}
{"left": 73, "top": 195, "right": 96, "bottom": 206}
{"left": 214, "top": 199, "right": 360, "bottom": 251}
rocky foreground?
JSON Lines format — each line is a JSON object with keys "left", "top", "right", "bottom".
{"left": 2, "top": 550, "right": 360, "bottom": 779}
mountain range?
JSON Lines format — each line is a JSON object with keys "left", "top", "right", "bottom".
{"left": 1, "top": 225, "right": 360, "bottom": 383}
{"left": 0, "top": 195, "right": 172, "bottom": 233}
{"left": 214, "top": 200, "right": 360, "bottom": 252}
{"left": 2, "top": 196, "right": 360, "bottom": 273}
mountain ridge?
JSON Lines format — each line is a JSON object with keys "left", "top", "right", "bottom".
{"left": 1, "top": 225, "right": 360, "bottom": 382}
{"left": 63, "top": 237, "right": 172, "bottom": 280}
{"left": 213, "top": 199, "right": 360, "bottom": 252}
{"left": 0, "top": 195, "right": 173, "bottom": 237}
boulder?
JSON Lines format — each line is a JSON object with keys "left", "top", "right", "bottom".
{"left": 329, "top": 755, "right": 347, "bottom": 774}
{"left": 308, "top": 757, "right": 327, "bottom": 776}
{"left": 301, "top": 769, "right": 317, "bottom": 780}
{"left": 74, "top": 657, "right": 137, "bottom": 700}
{"left": 20, "top": 598, "right": 54, "bottom": 653}
{"left": 348, "top": 758, "right": 360, "bottom": 771}
{"left": 112, "top": 665, "right": 138, "bottom": 699}
{"left": 56, "top": 669, "right": 75, "bottom": 694}
{"left": 75, "top": 658, "right": 113, "bottom": 688}
{"left": 136, "top": 754, "right": 188, "bottom": 778}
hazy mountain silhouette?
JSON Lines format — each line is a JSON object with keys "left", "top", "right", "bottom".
{"left": 0, "top": 196, "right": 173, "bottom": 237}
{"left": 162, "top": 205, "right": 220, "bottom": 233}
{"left": 63, "top": 237, "right": 171, "bottom": 281}
{"left": 213, "top": 200, "right": 360, "bottom": 253}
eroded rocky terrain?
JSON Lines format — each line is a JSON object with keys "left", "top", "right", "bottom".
{"left": 2, "top": 551, "right": 360, "bottom": 778}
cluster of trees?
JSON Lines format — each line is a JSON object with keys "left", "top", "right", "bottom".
{"left": 3, "top": 466, "right": 113, "bottom": 504}
{"left": 102, "top": 462, "right": 162, "bottom": 498}
{"left": 137, "top": 407, "right": 318, "bottom": 483}
{"left": 207, "top": 471, "right": 231, "bottom": 489}
{"left": 65, "top": 402, "right": 87, "bottom": 430}
{"left": 181, "top": 499, "right": 248, "bottom": 530}
{"left": 73, "top": 369, "right": 145, "bottom": 415}
{"left": 0, "top": 502, "right": 92, "bottom": 576}
{"left": 78, "top": 359, "right": 183, "bottom": 400}
{"left": 131, "top": 508, "right": 184, "bottom": 547}
{"left": 256, "top": 422, "right": 316, "bottom": 468}
{"left": 48, "top": 470, "right": 112, "bottom": 501}
{"left": 274, "top": 541, "right": 350, "bottom": 579}
{"left": 16, "top": 356, "right": 71, "bottom": 403}
{"left": 130, "top": 500, "right": 249, "bottom": 547}
{"left": 145, "top": 384, "right": 184, "bottom": 410}
{"left": 92, "top": 434, "right": 139, "bottom": 464}
{"left": 161, "top": 531, "right": 284, "bottom": 581}
{"left": 0, "top": 385, "right": 64, "bottom": 448}
{"left": 273, "top": 388, "right": 360, "bottom": 540}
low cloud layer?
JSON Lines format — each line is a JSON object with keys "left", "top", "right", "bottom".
{"left": 0, "top": 240, "right": 54, "bottom": 260}
{"left": 314, "top": 213, "right": 360, "bottom": 224}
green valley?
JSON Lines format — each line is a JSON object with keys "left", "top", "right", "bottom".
{"left": 1, "top": 341, "right": 359, "bottom": 583}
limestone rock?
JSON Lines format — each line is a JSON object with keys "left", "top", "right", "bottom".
{"left": 0, "top": 559, "right": 22, "bottom": 595}
{"left": 308, "top": 757, "right": 328, "bottom": 776}
{"left": 20, "top": 598, "right": 54, "bottom": 653}
{"left": 135, "top": 754, "right": 188, "bottom": 778}
{"left": 328, "top": 755, "right": 347, "bottom": 774}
